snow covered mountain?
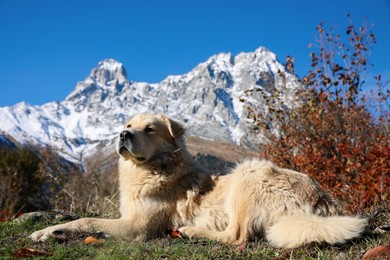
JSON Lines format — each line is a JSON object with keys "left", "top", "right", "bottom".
{"left": 0, "top": 47, "right": 302, "bottom": 165}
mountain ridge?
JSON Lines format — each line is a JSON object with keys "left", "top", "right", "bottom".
{"left": 0, "top": 46, "right": 303, "bottom": 166}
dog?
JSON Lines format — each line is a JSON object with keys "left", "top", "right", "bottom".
{"left": 30, "top": 113, "right": 366, "bottom": 248}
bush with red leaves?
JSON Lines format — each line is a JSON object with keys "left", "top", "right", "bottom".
{"left": 242, "top": 15, "right": 389, "bottom": 212}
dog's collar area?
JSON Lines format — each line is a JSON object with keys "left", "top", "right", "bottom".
{"left": 140, "top": 146, "right": 186, "bottom": 170}
{"left": 134, "top": 157, "right": 146, "bottom": 162}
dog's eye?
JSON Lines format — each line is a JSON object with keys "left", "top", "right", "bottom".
{"left": 144, "top": 127, "right": 155, "bottom": 133}
{"left": 126, "top": 124, "right": 131, "bottom": 128}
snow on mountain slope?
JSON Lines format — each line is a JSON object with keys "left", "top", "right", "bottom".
{"left": 0, "top": 47, "right": 303, "bottom": 165}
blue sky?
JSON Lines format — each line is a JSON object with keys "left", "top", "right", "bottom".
{"left": 0, "top": 0, "right": 389, "bottom": 107}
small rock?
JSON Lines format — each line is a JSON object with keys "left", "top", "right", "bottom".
{"left": 14, "top": 210, "right": 78, "bottom": 224}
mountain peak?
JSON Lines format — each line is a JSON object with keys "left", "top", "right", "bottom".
{"left": 65, "top": 59, "right": 127, "bottom": 103}
{"left": 88, "top": 59, "right": 127, "bottom": 84}
{"left": 254, "top": 46, "right": 270, "bottom": 54}
{"left": 96, "top": 59, "right": 123, "bottom": 71}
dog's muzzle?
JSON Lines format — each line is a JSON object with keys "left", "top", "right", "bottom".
{"left": 117, "top": 130, "right": 133, "bottom": 156}
{"left": 116, "top": 130, "right": 146, "bottom": 162}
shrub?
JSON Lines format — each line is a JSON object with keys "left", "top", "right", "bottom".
{"left": 241, "top": 15, "right": 389, "bottom": 212}
{"left": 0, "top": 148, "right": 49, "bottom": 217}
{"left": 0, "top": 147, "right": 119, "bottom": 218}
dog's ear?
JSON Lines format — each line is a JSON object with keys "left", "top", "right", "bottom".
{"left": 159, "top": 114, "right": 185, "bottom": 139}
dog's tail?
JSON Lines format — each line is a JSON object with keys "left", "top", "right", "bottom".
{"left": 266, "top": 214, "right": 367, "bottom": 248}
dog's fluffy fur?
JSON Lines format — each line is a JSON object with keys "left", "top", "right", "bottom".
{"left": 30, "top": 114, "right": 366, "bottom": 248}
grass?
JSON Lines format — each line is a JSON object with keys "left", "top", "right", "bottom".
{"left": 0, "top": 209, "right": 389, "bottom": 259}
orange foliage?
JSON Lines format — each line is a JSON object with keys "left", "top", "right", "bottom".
{"left": 260, "top": 101, "right": 389, "bottom": 212}
{"left": 244, "top": 15, "right": 389, "bottom": 213}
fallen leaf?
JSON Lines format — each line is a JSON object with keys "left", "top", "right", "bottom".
{"left": 84, "top": 236, "right": 103, "bottom": 244}
{"left": 166, "top": 228, "right": 183, "bottom": 239}
{"left": 12, "top": 247, "right": 52, "bottom": 258}
{"left": 362, "top": 245, "right": 390, "bottom": 259}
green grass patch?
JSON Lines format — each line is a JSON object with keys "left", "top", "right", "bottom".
{"left": 1, "top": 210, "right": 389, "bottom": 259}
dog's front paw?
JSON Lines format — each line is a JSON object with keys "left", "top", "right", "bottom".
{"left": 29, "top": 227, "right": 55, "bottom": 242}
{"left": 29, "top": 226, "right": 69, "bottom": 242}
{"left": 178, "top": 226, "right": 203, "bottom": 239}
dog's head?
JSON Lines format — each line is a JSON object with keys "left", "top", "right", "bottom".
{"left": 116, "top": 114, "right": 185, "bottom": 164}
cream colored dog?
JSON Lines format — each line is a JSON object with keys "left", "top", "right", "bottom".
{"left": 30, "top": 114, "right": 366, "bottom": 248}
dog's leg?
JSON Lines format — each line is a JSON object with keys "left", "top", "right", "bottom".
{"left": 179, "top": 226, "right": 238, "bottom": 244}
{"left": 30, "top": 218, "right": 143, "bottom": 242}
{"left": 179, "top": 217, "right": 250, "bottom": 245}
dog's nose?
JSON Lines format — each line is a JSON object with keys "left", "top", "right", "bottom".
{"left": 120, "top": 130, "right": 133, "bottom": 140}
